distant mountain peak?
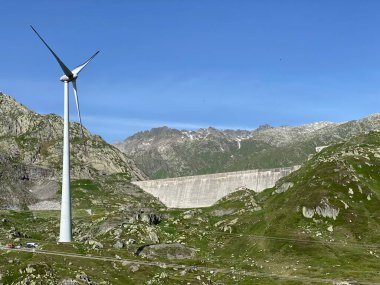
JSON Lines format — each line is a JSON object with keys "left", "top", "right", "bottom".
{"left": 115, "top": 114, "right": 380, "bottom": 179}
{"left": 255, "top": 124, "right": 273, "bottom": 131}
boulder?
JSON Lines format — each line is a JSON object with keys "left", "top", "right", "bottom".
{"left": 136, "top": 243, "right": 196, "bottom": 259}
{"left": 113, "top": 240, "right": 124, "bottom": 249}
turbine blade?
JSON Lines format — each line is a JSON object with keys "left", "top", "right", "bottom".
{"left": 30, "top": 25, "right": 73, "bottom": 77}
{"left": 72, "top": 80, "right": 86, "bottom": 142}
{"left": 71, "top": 51, "right": 100, "bottom": 76}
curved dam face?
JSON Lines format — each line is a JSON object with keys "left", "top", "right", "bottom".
{"left": 132, "top": 166, "right": 300, "bottom": 208}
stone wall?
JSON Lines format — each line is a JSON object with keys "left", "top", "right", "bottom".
{"left": 132, "top": 166, "right": 300, "bottom": 208}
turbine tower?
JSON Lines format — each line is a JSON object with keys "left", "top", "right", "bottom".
{"left": 31, "top": 26, "right": 99, "bottom": 243}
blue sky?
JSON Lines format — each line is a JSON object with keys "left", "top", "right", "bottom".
{"left": 1, "top": 1, "right": 380, "bottom": 142}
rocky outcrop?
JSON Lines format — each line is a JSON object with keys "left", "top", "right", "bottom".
{"left": 0, "top": 93, "right": 146, "bottom": 209}
{"left": 136, "top": 243, "right": 197, "bottom": 259}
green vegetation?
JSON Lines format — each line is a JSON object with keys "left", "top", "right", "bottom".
{"left": 1, "top": 95, "right": 379, "bottom": 284}
{"left": 2, "top": 129, "right": 380, "bottom": 283}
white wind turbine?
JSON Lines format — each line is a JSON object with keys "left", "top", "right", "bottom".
{"left": 31, "top": 26, "right": 99, "bottom": 243}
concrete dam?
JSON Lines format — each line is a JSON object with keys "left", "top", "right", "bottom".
{"left": 132, "top": 166, "right": 300, "bottom": 208}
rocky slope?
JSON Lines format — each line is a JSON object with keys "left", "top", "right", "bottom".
{"left": 0, "top": 131, "right": 379, "bottom": 284}
{"left": 0, "top": 93, "right": 147, "bottom": 209}
{"left": 262, "top": 130, "right": 380, "bottom": 243}
{"left": 0, "top": 93, "right": 379, "bottom": 284}
{"left": 115, "top": 115, "right": 380, "bottom": 179}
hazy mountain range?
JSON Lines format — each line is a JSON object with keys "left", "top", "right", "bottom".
{"left": 115, "top": 115, "right": 380, "bottom": 179}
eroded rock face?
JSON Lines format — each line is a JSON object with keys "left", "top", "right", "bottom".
{"left": 274, "top": 182, "right": 294, "bottom": 194}
{"left": 113, "top": 240, "right": 124, "bottom": 249}
{"left": 129, "top": 212, "right": 162, "bottom": 225}
{"left": 0, "top": 94, "right": 147, "bottom": 209}
{"left": 211, "top": 208, "right": 236, "bottom": 217}
{"left": 136, "top": 243, "right": 196, "bottom": 259}
{"left": 302, "top": 206, "right": 315, "bottom": 219}
{"left": 316, "top": 199, "right": 340, "bottom": 220}
{"left": 147, "top": 230, "right": 160, "bottom": 244}
{"left": 142, "top": 213, "right": 162, "bottom": 225}
{"left": 302, "top": 199, "right": 340, "bottom": 220}
{"left": 28, "top": 200, "right": 60, "bottom": 211}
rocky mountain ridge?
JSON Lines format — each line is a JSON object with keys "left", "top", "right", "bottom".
{"left": 0, "top": 93, "right": 147, "bottom": 209}
{"left": 115, "top": 114, "right": 380, "bottom": 179}
{"left": 116, "top": 120, "right": 336, "bottom": 149}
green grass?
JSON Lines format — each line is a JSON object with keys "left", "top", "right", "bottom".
{"left": 1, "top": 132, "right": 380, "bottom": 284}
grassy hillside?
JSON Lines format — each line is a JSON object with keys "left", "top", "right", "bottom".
{"left": 1, "top": 132, "right": 379, "bottom": 284}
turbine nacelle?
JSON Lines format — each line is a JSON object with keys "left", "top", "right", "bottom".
{"left": 60, "top": 73, "right": 78, "bottom": 82}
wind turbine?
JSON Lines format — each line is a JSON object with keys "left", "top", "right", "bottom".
{"left": 31, "top": 26, "right": 99, "bottom": 243}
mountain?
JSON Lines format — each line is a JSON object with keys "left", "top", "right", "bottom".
{"left": 0, "top": 93, "right": 379, "bottom": 284}
{"left": 0, "top": 129, "right": 379, "bottom": 284}
{"left": 182, "top": 130, "right": 380, "bottom": 283}
{"left": 260, "top": 130, "right": 380, "bottom": 243}
{"left": 0, "top": 93, "right": 147, "bottom": 209}
{"left": 114, "top": 115, "right": 380, "bottom": 179}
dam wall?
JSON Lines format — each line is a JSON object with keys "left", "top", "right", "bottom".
{"left": 132, "top": 165, "right": 301, "bottom": 208}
